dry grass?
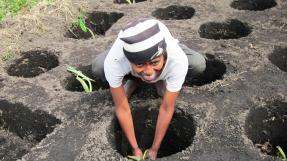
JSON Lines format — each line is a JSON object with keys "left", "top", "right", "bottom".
{"left": 199, "top": 71, "right": 247, "bottom": 92}
{"left": 0, "top": 0, "right": 88, "bottom": 71}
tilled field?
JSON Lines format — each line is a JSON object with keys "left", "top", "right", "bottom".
{"left": 0, "top": 0, "right": 286, "bottom": 160}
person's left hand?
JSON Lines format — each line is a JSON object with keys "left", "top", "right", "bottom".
{"left": 147, "top": 148, "right": 158, "bottom": 160}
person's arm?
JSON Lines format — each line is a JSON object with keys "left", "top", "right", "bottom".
{"left": 110, "top": 86, "right": 142, "bottom": 157}
{"left": 149, "top": 90, "right": 179, "bottom": 159}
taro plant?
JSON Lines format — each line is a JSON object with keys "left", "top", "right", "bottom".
{"left": 67, "top": 66, "right": 95, "bottom": 93}
{"left": 126, "top": 0, "right": 135, "bottom": 4}
{"left": 128, "top": 149, "right": 148, "bottom": 161}
{"left": 277, "top": 146, "right": 287, "bottom": 160}
{"left": 78, "top": 18, "right": 96, "bottom": 39}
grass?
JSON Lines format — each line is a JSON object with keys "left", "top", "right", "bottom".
{"left": 0, "top": 0, "right": 87, "bottom": 73}
{"left": 1, "top": 52, "right": 14, "bottom": 61}
{"left": 0, "top": 0, "right": 41, "bottom": 22}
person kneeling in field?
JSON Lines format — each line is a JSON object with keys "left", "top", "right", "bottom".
{"left": 92, "top": 18, "right": 206, "bottom": 160}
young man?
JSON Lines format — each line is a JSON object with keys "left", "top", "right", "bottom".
{"left": 92, "top": 18, "right": 206, "bottom": 160}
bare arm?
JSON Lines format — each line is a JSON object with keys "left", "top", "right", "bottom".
{"left": 110, "top": 86, "right": 142, "bottom": 156}
{"left": 149, "top": 90, "right": 179, "bottom": 159}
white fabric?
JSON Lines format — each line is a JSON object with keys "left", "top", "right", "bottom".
{"left": 119, "top": 19, "right": 158, "bottom": 38}
{"left": 122, "top": 32, "right": 164, "bottom": 52}
{"left": 104, "top": 20, "right": 188, "bottom": 92}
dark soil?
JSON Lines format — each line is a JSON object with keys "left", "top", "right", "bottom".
{"left": 0, "top": 100, "right": 61, "bottom": 161}
{"left": 0, "top": 0, "right": 287, "bottom": 160}
{"left": 268, "top": 46, "right": 287, "bottom": 72}
{"left": 230, "top": 0, "right": 277, "bottom": 11}
{"left": 152, "top": 5, "right": 195, "bottom": 20}
{"left": 198, "top": 19, "right": 252, "bottom": 40}
{"left": 6, "top": 50, "right": 59, "bottom": 78}
{"left": 112, "top": 106, "right": 195, "bottom": 158}
{"left": 64, "top": 65, "right": 109, "bottom": 92}
{"left": 184, "top": 54, "right": 227, "bottom": 86}
{"left": 65, "top": 11, "right": 124, "bottom": 39}
{"left": 245, "top": 100, "right": 287, "bottom": 157}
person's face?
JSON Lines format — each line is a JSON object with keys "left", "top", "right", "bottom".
{"left": 131, "top": 54, "right": 166, "bottom": 82}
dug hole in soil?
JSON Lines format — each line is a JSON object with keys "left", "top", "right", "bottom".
{"left": 0, "top": 100, "right": 61, "bottom": 161}
{"left": 0, "top": 0, "right": 286, "bottom": 160}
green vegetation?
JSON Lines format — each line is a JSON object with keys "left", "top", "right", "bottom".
{"left": 277, "top": 146, "right": 286, "bottom": 160}
{"left": 78, "top": 17, "right": 96, "bottom": 39}
{"left": 127, "top": 149, "right": 148, "bottom": 161}
{"left": 0, "top": 0, "right": 40, "bottom": 21}
{"left": 126, "top": 0, "right": 135, "bottom": 4}
{"left": 67, "top": 66, "right": 95, "bottom": 93}
{"left": 1, "top": 52, "right": 14, "bottom": 61}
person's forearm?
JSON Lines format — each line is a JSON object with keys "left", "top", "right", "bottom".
{"left": 151, "top": 105, "right": 174, "bottom": 150}
{"left": 115, "top": 106, "right": 139, "bottom": 149}
{"left": 111, "top": 86, "right": 139, "bottom": 150}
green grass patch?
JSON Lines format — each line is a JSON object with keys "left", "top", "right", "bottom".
{"left": 0, "top": 0, "right": 40, "bottom": 21}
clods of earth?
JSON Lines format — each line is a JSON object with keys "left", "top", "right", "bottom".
{"left": 0, "top": 0, "right": 286, "bottom": 160}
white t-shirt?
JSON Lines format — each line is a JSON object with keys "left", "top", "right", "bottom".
{"left": 104, "top": 21, "right": 188, "bottom": 92}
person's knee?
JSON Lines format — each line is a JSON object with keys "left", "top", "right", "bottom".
{"left": 91, "top": 57, "right": 103, "bottom": 77}
{"left": 187, "top": 52, "right": 206, "bottom": 75}
{"left": 91, "top": 51, "right": 108, "bottom": 81}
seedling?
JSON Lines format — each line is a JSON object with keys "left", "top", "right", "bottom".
{"left": 126, "top": 0, "right": 135, "bottom": 4}
{"left": 67, "top": 66, "right": 95, "bottom": 93}
{"left": 127, "top": 149, "right": 148, "bottom": 161}
{"left": 277, "top": 146, "right": 286, "bottom": 160}
{"left": 78, "top": 18, "right": 96, "bottom": 40}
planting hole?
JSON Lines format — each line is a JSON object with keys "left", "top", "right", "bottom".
{"left": 64, "top": 65, "right": 109, "bottom": 92}
{"left": 65, "top": 11, "right": 124, "bottom": 39}
{"left": 111, "top": 106, "right": 195, "bottom": 158}
{"left": 245, "top": 100, "right": 287, "bottom": 157}
{"left": 152, "top": 5, "right": 195, "bottom": 20}
{"left": 268, "top": 47, "right": 287, "bottom": 72}
{"left": 199, "top": 19, "right": 252, "bottom": 40}
{"left": 114, "top": 0, "right": 146, "bottom": 4}
{"left": 184, "top": 54, "right": 226, "bottom": 86}
{"left": 123, "top": 75, "right": 159, "bottom": 99}
{"left": 231, "top": 0, "right": 277, "bottom": 11}
{"left": 6, "top": 50, "right": 59, "bottom": 78}
{"left": 0, "top": 100, "right": 61, "bottom": 161}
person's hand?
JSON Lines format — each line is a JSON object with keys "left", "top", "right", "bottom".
{"left": 148, "top": 148, "right": 158, "bottom": 160}
{"left": 132, "top": 147, "right": 143, "bottom": 157}
{"left": 128, "top": 148, "right": 143, "bottom": 161}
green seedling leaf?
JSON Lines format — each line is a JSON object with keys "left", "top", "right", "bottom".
{"left": 76, "top": 76, "right": 90, "bottom": 93}
{"left": 142, "top": 150, "right": 148, "bottom": 160}
{"left": 277, "top": 146, "right": 287, "bottom": 160}
{"left": 67, "top": 66, "right": 95, "bottom": 93}
{"left": 126, "top": 0, "right": 132, "bottom": 4}
{"left": 78, "top": 18, "right": 88, "bottom": 33}
{"left": 127, "top": 155, "right": 141, "bottom": 161}
{"left": 127, "top": 150, "right": 149, "bottom": 161}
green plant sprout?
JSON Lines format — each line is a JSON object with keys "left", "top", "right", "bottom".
{"left": 67, "top": 66, "right": 95, "bottom": 93}
{"left": 277, "top": 146, "right": 286, "bottom": 160}
{"left": 1, "top": 52, "right": 14, "bottom": 61}
{"left": 127, "top": 149, "right": 148, "bottom": 161}
{"left": 126, "top": 0, "right": 135, "bottom": 4}
{"left": 78, "top": 18, "right": 96, "bottom": 40}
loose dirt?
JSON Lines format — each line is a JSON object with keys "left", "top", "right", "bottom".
{"left": 0, "top": 0, "right": 286, "bottom": 160}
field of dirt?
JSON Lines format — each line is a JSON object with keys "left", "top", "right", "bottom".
{"left": 0, "top": 0, "right": 286, "bottom": 160}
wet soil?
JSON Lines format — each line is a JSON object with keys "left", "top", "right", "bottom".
{"left": 0, "top": 0, "right": 286, "bottom": 160}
